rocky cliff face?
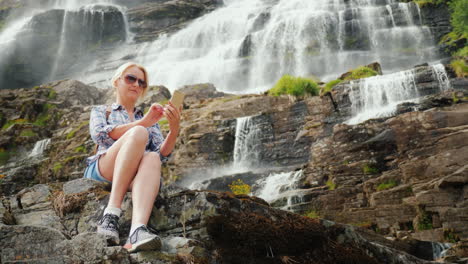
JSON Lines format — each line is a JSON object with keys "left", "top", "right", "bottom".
{"left": 0, "top": 62, "right": 467, "bottom": 262}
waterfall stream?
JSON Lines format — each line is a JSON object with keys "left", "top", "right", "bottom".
{"left": 137, "top": 0, "right": 439, "bottom": 92}
{"left": 28, "top": 138, "right": 51, "bottom": 158}
{"left": 346, "top": 63, "right": 451, "bottom": 125}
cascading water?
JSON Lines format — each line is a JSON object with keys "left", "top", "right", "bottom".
{"left": 0, "top": 1, "right": 129, "bottom": 89}
{"left": 254, "top": 170, "right": 304, "bottom": 210}
{"left": 346, "top": 63, "right": 451, "bottom": 125}
{"left": 138, "top": 0, "right": 439, "bottom": 93}
{"left": 28, "top": 138, "right": 51, "bottom": 158}
{"left": 233, "top": 116, "right": 261, "bottom": 168}
{"left": 431, "top": 63, "right": 451, "bottom": 91}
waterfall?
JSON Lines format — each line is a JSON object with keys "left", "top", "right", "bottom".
{"left": 347, "top": 69, "right": 419, "bottom": 125}
{"left": 138, "top": 0, "right": 438, "bottom": 93}
{"left": 346, "top": 63, "right": 452, "bottom": 125}
{"left": 28, "top": 138, "right": 51, "bottom": 158}
{"left": 431, "top": 242, "right": 451, "bottom": 260}
{"left": 254, "top": 170, "right": 304, "bottom": 209}
{"left": 431, "top": 63, "right": 451, "bottom": 91}
{"left": 233, "top": 116, "right": 262, "bottom": 168}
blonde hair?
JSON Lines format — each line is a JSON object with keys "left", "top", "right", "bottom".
{"left": 111, "top": 62, "right": 149, "bottom": 99}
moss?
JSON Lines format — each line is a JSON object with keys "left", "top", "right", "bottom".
{"left": 19, "top": 129, "right": 37, "bottom": 137}
{"left": 268, "top": 75, "right": 319, "bottom": 97}
{"left": 303, "top": 210, "right": 320, "bottom": 219}
{"left": 351, "top": 221, "right": 373, "bottom": 228}
{"left": 450, "top": 59, "right": 468, "bottom": 78}
{"left": 415, "top": 0, "right": 443, "bottom": 7}
{"left": 326, "top": 180, "right": 336, "bottom": 190}
{"left": 2, "top": 118, "right": 29, "bottom": 130}
{"left": 74, "top": 145, "right": 86, "bottom": 153}
{"left": 48, "top": 89, "right": 57, "bottom": 99}
{"left": 0, "top": 148, "right": 9, "bottom": 165}
{"left": 343, "top": 66, "right": 378, "bottom": 81}
{"left": 363, "top": 164, "right": 379, "bottom": 174}
{"left": 66, "top": 121, "right": 89, "bottom": 140}
{"left": 52, "top": 162, "right": 63, "bottom": 174}
{"left": 228, "top": 179, "right": 251, "bottom": 195}
{"left": 376, "top": 180, "right": 397, "bottom": 191}
{"left": 322, "top": 79, "right": 342, "bottom": 94}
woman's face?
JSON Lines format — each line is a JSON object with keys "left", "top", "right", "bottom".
{"left": 115, "top": 66, "right": 146, "bottom": 102}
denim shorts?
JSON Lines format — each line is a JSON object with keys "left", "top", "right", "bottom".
{"left": 83, "top": 159, "right": 112, "bottom": 184}
{"left": 83, "top": 159, "right": 164, "bottom": 191}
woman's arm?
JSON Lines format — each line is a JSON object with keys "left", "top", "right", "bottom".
{"left": 156, "top": 102, "right": 182, "bottom": 158}
{"left": 108, "top": 103, "right": 165, "bottom": 140}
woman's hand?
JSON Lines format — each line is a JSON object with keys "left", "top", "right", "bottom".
{"left": 164, "top": 101, "right": 182, "bottom": 133}
{"left": 140, "top": 103, "right": 164, "bottom": 127}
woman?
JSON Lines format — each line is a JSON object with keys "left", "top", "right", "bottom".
{"left": 83, "top": 62, "right": 181, "bottom": 253}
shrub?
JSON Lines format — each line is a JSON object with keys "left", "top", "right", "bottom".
{"left": 228, "top": 179, "right": 251, "bottom": 195}
{"left": 449, "top": 0, "right": 468, "bottom": 37}
{"left": 450, "top": 59, "right": 468, "bottom": 78}
{"left": 268, "top": 75, "right": 319, "bottom": 97}
{"left": 343, "top": 66, "right": 378, "bottom": 81}
{"left": 376, "top": 180, "right": 397, "bottom": 191}
{"left": 326, "top": 180, "right": 336, "bottom": 190}
{"left": 418, "top": 211, "right": 433, "bottom": 231}
{"left": 322, "top": 79, "right": 342, "bottom": 94}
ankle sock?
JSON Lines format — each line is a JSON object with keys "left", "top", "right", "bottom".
{"left": 104, "top": 206, "right": 122, "bottom": 217}
{"left": 129, "top": 223, "right": 145, "bottom": 236}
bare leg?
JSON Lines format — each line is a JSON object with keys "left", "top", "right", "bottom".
{"left": 98, "top": 126, "right": 149, "bottom": 208}
{"left": 129, "top": 152, "right": 162, "bottom": 226}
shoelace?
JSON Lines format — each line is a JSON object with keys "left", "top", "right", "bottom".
{"left": 100, "top": 214, "right": 120, "bottom": 231}
{"left": 130, "top": 225, "right": 155, "bottom": 244}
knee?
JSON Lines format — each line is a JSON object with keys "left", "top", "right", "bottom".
{"left": 141, "top": 152, "right": 162, "bottom": 168}
{"left": 127, "top": 125, "right": 149, "bottom": 145}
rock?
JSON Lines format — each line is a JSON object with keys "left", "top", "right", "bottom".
{"left": 177, "top": 83, "right": 231, "bottom": 106}
{"left": 127, "top": 0, "right": 222, "bottom": 42}
{"left": 0, "top": 6, "right": 127, "bottom": 90}
{"left": 338, "top": 62, "right": 383, "bottom": 80}
{"left": 63, "top": 178, "right": 109, "bottom": 195}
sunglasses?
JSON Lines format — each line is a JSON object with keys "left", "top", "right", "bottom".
{"left": 122, "top": 74, "right": 147, "bottom": 89}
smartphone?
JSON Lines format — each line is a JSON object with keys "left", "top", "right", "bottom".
{"left": 170, "top": 90, "right": 185, "bottom": 109}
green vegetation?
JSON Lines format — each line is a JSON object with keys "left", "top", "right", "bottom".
{"left": 343, "top": 66, "right": 378, "bottom": 81}
{"left": 303, "top": 210, "right": 320, "bottom": 219}
{"left": 418, "top": 211, "right": 433, "bottom": 230}
{"left": 376, "top": 180, "right": 398, "bottom": 191}
{"left": 228, "top": 179, "right": 251, "bottom": 195}
{"left": 52, "top": 162, "right": 63, "bottom": 174}
{"left": 444, "top": 229, "right": 460, "bottom": 243}
{"left": 414, "top": 0, "right": 445, "bottom": 7}
{"left": 363, "top": 164, "right": 379, "bottom": 174}
{"left": 2, "top": 118, "right": 28, "bottom": 130}
{"left": 74, "top": 145, "right": 86, "bottom": 153}
{"left": 326, "top": 180, "right": 336, "bottom": 190}
{"left": 268, "top": 75, "right": 319, "bottom": 97}
{"left": 19, "top": 129, "right": 37, "bottom": 137}
{"left": 0, "top": 148, "right": 9, "bottom": 165}
{"left": 48, "top": 89, "right": 57, "bottom": 99}
{"left": 322, "top": 79, "right": 343, "bottom": 94}
{"left": 158, "top": 118, "right": 169, "bottom": 130}
{"left": 450, "top": 59, "right": 468, "bottom": 77}
{"left": 66, "top": 121, "right": 89, "bottom": 140}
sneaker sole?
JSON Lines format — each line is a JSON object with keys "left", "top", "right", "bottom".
{"left": 126, "top": 237, "right": 162, "bottom": 253}
{"left": 97, "top": 228, "right": 120, "bottom": 245}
